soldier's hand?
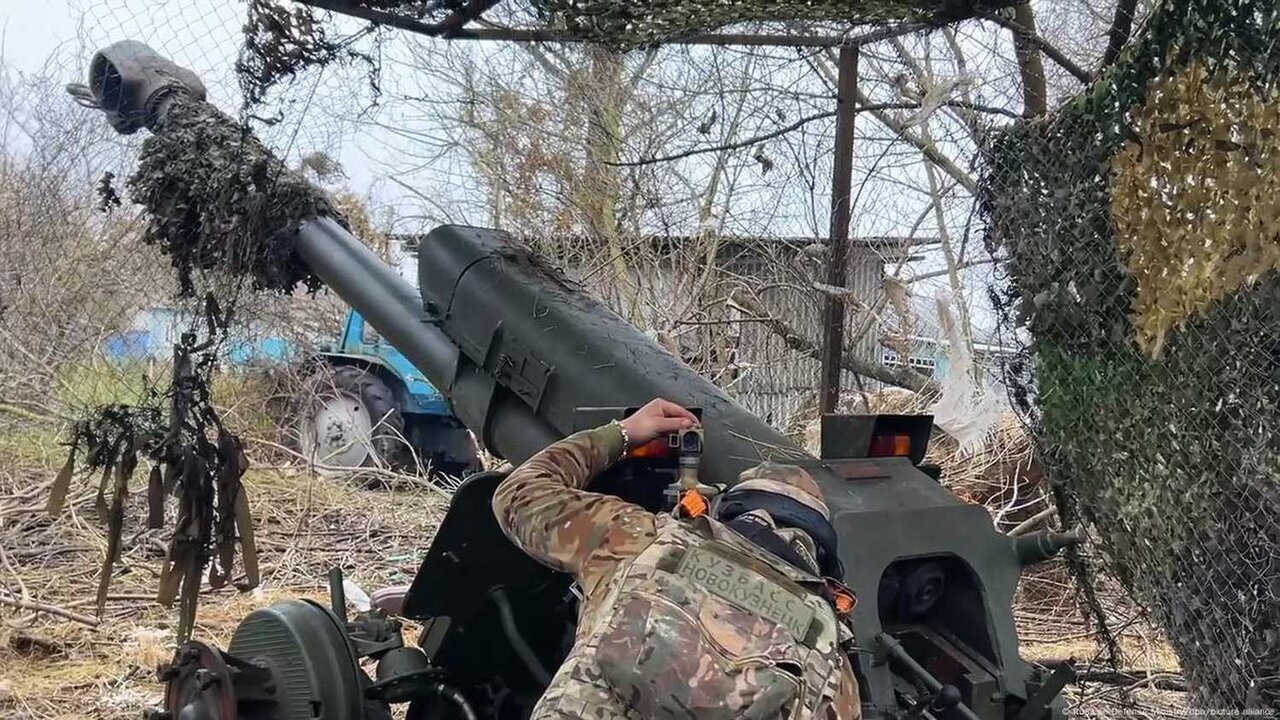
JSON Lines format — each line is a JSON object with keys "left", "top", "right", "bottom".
{"left": 619, "top": 398, "right": 699, "bottom": 447}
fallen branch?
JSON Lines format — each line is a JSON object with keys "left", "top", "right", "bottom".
{"left": 1037, "top": 659, "right": 1186, "bottom": 692}
{"left": 0, "top": 592, "right": 101, "bottom": 628}
{"left": 0, "top": 544, "right": 30, "bottom": 604}
{"left": 728, "top": 288, "right": 939, "bottom": 394}
{"left": 1007, "top": 506, "right": 1056, "bottom": 536}
{"left": 246, "top": 437, "right": 455, "bottom": 496}
{"left": 8, "top": 631, "right": 66, "bottom": 657}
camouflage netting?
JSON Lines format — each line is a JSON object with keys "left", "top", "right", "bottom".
{"left": 527, "top": 0, "right": 1015, "bottom": 46}
{"left": 982, "top": 0, "right": 1279, "bottom": 709}
{"left": 243, "top": 0, "right": 1018, "bottom": 58}
{"left": 131, "top": 94, "right": 335, "bottom": 295}
{"left": 240, "top": 0, "right": 383, "bottom": 105}
{"left": 48, "top": 313, "right": 257, "bottom": 642}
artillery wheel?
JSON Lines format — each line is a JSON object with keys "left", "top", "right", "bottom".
{"left": 160, "top": 640, "right": 238, "bottom": 720}
{"left": 294, "top": 365, "right": 408, "bottom": 473}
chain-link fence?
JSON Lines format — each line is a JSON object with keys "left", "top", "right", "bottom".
{"left": 982, "top": 0, "right": 1279, "bottom": 709}
{"left": 2, "top": 0, "right": 1227, "bottom": 715}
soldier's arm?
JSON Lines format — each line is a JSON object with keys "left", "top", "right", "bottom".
{"left": 492, "top": 423, "right": 657, "bottom": 594}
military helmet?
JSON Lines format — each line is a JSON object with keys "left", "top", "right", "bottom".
{"left": 715, "top": 462, "right": 843, "bottom": 578}
{"left": 732, "top": 462, "right": 830, "bottom": 519}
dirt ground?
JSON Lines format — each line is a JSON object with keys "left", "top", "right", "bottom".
{"left": 0, "top": 423, "right": 1185, "bottom": 719}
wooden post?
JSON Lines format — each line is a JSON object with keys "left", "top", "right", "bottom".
{"left": 819, "top": 46, "right": 859, "bottom": 415}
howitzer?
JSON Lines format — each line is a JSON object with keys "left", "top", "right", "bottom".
{"left": 83, "top": 41, "right": 1078, "bottom": 720}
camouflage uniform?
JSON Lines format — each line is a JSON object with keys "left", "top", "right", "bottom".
{"left": 493, "top": 425, "right": 861, "bottom": 720}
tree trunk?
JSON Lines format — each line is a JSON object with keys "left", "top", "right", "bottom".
{"left": 579, "top": 47, "right": 633, "bottom": 317}
{"left": 1010, "top": 2, "right": 1048, "bottom": 117}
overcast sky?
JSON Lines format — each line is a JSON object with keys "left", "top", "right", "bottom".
{"left": 3, "top": 1, "right": 78, "bottom": 75}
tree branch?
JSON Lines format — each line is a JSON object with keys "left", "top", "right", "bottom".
{"left": 1036, "top": 660, "right": 1186, "bottom": 692}
{"left": 611, "top": 99, "right": 1018, "bottom": 169}
{"left": 0, "top": 401, "right": 51, "bottom": 422}
{"left": 810, "top": 48, "right": 979, "bottom": 194}
{"left": 728, "top": 289, "right": 939, "bottom": 394}
{"left": 611, "top": 110, "right": 835, "bottom": 167}
{"left": 1006, "top": 505, "right": 1056, "bottom": 536}
{"left": 852, "top": 85, "right": 979, "bottom": 195}
{"left": 985, "top": 12, "right": 1093, "bottom": 84}
{"left": 0, "top": 592, "right": 101, "bottom": 627}
{"left": 939, "top": 29, "right": 986, "bottom": 140}
{"left": 904, "top": 257, "right": 997, "bottom": 283}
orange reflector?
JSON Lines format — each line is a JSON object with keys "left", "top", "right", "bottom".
{"left": 826, "top": 579, "right": 857, "bottom": 616}
{"left": 867, "top": 433, "right": 912, "bottom": 458}
{"left": 629, "top": 438, "right": 675, "bottom": 458}
{"left": 677, "top": 489, "right": 709, "bottom": 518}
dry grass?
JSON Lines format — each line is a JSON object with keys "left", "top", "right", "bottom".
{"left": 0, "top": 419, "right": 449, "bottom": 719}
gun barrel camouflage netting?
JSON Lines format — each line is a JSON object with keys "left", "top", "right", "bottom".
{"left": 982, "top": 0, "right": 1279, "bottom": 709}
{"left": 46, "top": 87, "right": 341, "bottom": 638}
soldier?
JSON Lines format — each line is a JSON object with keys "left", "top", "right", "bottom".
{"left": 493, "top": 398, "right": 861, "bottom": 719}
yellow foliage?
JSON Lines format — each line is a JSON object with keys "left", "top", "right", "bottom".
{"left": 1110, "top": 61, "right": 1280, "bottom": 356}
{"left": 330, "top": 190, "right": 388, "bottom": 259}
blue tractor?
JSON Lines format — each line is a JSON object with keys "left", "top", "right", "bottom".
{"left": 293, "top": 309, "right": 481, "bottom": 476}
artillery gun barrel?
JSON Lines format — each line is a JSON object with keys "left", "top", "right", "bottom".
{"left": 296, "top": 216, "right": 811, "bottom": 478}
{"left": 80, "top": 40, "right": 810, "bottom": 476}
{"left": 412, "top": 223, "right": 814, "bottom": 481}
{"left": 292, "top": 216, "right": 563, "bottom": 463}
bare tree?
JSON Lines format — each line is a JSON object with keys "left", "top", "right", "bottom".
{"left": 320, "top": 1, "right": 1132, "bottom": 421}
{"left": 0, "top": 56, "right": 162, "bottom": 420}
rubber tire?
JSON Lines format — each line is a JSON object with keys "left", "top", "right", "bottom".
{"left": 294, "top": 364, "right": 408, "bottom": 470}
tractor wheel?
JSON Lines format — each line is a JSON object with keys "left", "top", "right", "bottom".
{"left": 293, "top": 365, "right": 408, "bottom": 472}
